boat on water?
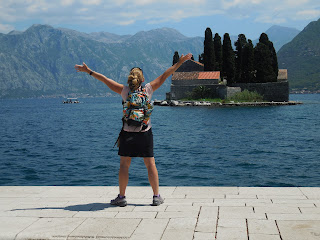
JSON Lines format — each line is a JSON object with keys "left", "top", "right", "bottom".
{"left": 63, "top": 98, "right": 80, "bottom": 104}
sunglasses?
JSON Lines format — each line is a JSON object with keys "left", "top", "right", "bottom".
{"left": 130, "top": 67, "right": 143, "bottom": 73}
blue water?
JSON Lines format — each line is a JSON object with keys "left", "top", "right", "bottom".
{"left": 0, "top": 94, "right": 319, "bottom": 186}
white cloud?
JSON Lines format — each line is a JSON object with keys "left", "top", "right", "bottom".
{"left": 0, "top": 23, "right": 14, "bottom": 33}
{"left": 81, "top": 0, "right": 102, "bottom": 5}
{"left": 255, "top": 15, "right": 287, "bottom": 24}
{"left": 118, "top": 19, "right": 136, "bottom": 25}
{"left": 296, "top": 9, "right": 320, "bottom": 19}
{"left": 25, "top": 0, "right": 50, "bottom": 13}
{"left": 0, "top": 0, "right": 319, "bottom": 33}
{"left": 61, "top": 0, "right": 74, "bottom": 6}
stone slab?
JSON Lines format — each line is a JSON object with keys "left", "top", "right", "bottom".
{"left": 130, "top": 219, "right": 169, "bottom": 240}
{"left": 249, "top": 234, "right": 281, "bottom": 240}
{"left": 198, "top": 206, "right": 218, "bottom": 219}
{"left": 267, "top": 213, "right": 320, "bottom": 221}
{"left": 69, "top": 218, "right": 141, "bottom": 238}
{"left": 195, "top": 218, "right": 217, "bottom": 233}
{"left": 247, "top": 219, "right": 279, "bottom": 235}
{"left": 277, "top": 220, "right": 320, "bottom": 240}
{"left": 15, "top": 217, "right": 86, "bottom": 240}
{"left": 173, "top": 187, "right": 238, "bottom": 196}
{"left": 254, "top": 206, "right": 301, "bottom": 214}
{"left": 115, "top": 211, "right": 157, "bottom": 219}
{"left": 0, "top": 217, "right": 38, "bottom": 240}
{"left": 193, "top": 232, "right": 216, "bottom": 240}
{"left": 239, "top": 187, "right": 303, "bottom": 196}
{"left": 219, "top": 206, "right": 266, "bottom": 220}
{"left": 1, "top": 186, "right": 320, "bottom": 240}
{"left": 299, "top": 187, "right": 320, "bottom": 199}
{"left": 156, "top": 210, "right": 199, "bottom": 219}
{"left": 218, "top": 218, "right": 246, "bottom": 229}
{"left": 216, "top": 226, "right": 247, "bottom": 240}
{"left": 161, "top": 218, "right": 197, "bottom": 240}
{"left": 300, "top": 207, "right": 320, "bottom": 214}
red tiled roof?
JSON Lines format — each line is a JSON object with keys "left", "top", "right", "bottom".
{"left": 172, "top": 72, "right": 199, "bottom": 80}
{"left": 198, "top": 72, "right": 220, "bottom": 80}
{"left": 172, "top": 71, "right": 221, "bottom": 80}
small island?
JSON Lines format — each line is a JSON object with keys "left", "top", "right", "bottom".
{"left": 164, "top": 28, "right": 300, "bottom": 106}
{"left": 154, "top": 99, "right": 302, "bottom": 107}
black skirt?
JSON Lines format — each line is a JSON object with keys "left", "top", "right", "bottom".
{"left": 118, "top": 128, "right": 154, "bottom": 157}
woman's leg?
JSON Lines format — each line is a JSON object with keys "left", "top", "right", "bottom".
{"left": 143, "top": 157, "right": 159, "bottom": 195}
{"left": 119, "top": 156, "right": 132, "bottom": 196}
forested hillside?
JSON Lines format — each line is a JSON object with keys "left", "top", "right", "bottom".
{"left": 0, "top": 25, "right": 203, "bottom": 98}
{"left": 277, "top": 18, "right": 320, "bottom": 91}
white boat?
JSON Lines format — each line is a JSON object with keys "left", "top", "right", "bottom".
{"left": 63, "top": 98, "right": 79, "bottom": 104}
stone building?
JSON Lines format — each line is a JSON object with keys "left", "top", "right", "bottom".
{"left": 231, "top": 69, "right": 289, "bottom": 102}
{"left": 176, "top": 59, "right": 204, "bottom": 72}
{"left": 167, "top": 60, "right": 239, "bottom": 100}
{"left": 167, "top": 60, "right": 289, "bottom": 102}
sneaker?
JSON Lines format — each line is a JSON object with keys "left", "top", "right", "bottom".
{"left": 152, "top": 195, "right": 164, "bottom": 206}
{"left": 110, "top": 194, "right": 127, "bottom": 207}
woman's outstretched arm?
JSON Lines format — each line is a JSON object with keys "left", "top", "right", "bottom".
{"left": 74, "top": 62, "right": 124, "bottom": 94}
{"left": 150, "top": 53, "right": 192, "bottom": 91}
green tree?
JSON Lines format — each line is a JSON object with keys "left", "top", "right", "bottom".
{"left": 204, "top": 28, "right": 215, "bottom": 71}
{"left": 222, "top": 33, "right": 235, "bottom": 84}
{"left": 191, "top": 86, "right": 212, "bottom": 99}
{"left": 172, "top": 51, "right": 179, "bottom": 66}
{"left": 242, "top": 39, "right": 255, "bottom": 83}
{"left": 254, "top": 42, "right": 274, "bottom": 82}
{"left": 234, "top": 34, "right": 248, "bottom": 82}
{"left": 254, "top": 33, "right": 278, "bottom": 82}
{"left": 214, "top": 33, "right": 222, "bottom": 71}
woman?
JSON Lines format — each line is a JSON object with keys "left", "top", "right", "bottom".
{"left": 74, "top": 53, "right": 192, "bottom": 206}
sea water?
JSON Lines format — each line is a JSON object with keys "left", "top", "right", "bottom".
{"left": 0, "top": 94, "right": 319, "bottom": 186}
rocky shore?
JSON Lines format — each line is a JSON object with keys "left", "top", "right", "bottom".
{"left": 154, "top": 100, "right": 303, "bottom": 107}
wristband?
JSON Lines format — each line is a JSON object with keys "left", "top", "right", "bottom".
{"left": 89, "top": 71, "right": 94, "bottom": 75}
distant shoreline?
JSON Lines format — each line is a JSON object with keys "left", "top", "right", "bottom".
{"left": 154, "top": 100, "right": 303, "bottom": 107}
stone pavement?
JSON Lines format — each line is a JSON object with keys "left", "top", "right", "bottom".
{"left": 1, "top": 186, "right": 320, "bottom": 240}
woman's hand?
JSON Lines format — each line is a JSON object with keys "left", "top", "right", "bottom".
{"left": 178, "top": 53, "right": 193, "bottom": 64}
{"left": 74, "top": 62, "right": 91, "bottom": 74}
{"left": 150, "top": 52, "right": 193, "bottom": 91}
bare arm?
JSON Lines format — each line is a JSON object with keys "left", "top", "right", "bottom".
{"left": 74, "top": 62, "right": 124, "bottom": 95}
{"left": 150, "top": 53, "right": 192, "bottom": 91}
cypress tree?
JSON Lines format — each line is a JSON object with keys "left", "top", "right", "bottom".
{"left": 242, "top": 39, "right": 255, "bottom": 83}
{"left": 172, "top": 51, "right": 179, "bottom": 66}
{"left": 254, "top": 42, "right": 274, "bottom": 83}
{"left": 213, "top": 33, "right": 222, "bottom": 71}
{"left": 203, "top": 28, "right": 215, "bottom": 71}
{"left": 270, "top": 42, "right": 278, "bottom": 82}
{"left": 257, "top": 33, "right": 278, "bottom": 82}
{"left": 234, "top": 34, "right": 248, "bottom": 83}
{"left": 222, "top": 33, "right": 235, "bottom": 84}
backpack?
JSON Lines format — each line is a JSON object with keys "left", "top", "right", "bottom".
{"left": 122, "top": 86, "right": 153, "bottom": 130}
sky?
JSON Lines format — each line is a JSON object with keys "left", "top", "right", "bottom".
{"left": 0, "top": 0, "right": 320, "bottom": 39}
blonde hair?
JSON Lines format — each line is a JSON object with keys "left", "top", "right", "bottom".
{"left": 127, "top": 67, "right": 144, "bottom": 91}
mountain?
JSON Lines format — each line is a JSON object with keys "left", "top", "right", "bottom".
{"left": 265, "top": 25, "right": 300, "bottom": 52}
{"left": 252, "top": 25, "right": 300, "bottom": 52}
{"left": 227, "top": 25, "right": 299, "bottom": 51}
{"left": 277, "top": 18, "right": 320, "bottom": 91}
{"left": 0, "top": 25, "right": 203, "bottom": 98}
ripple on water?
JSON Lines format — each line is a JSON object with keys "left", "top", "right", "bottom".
{"left": 1, "top": 95, "right": 320, "bottom": 186}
